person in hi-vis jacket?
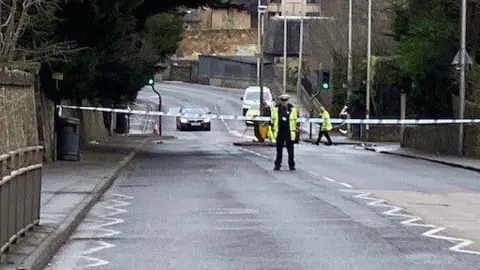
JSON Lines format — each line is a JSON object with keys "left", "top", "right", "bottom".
{"left": 315, "top": 106, "right": 333, "bottom": 146}
{"left": 270, "top": 94, "right": 298, "bottom": 171}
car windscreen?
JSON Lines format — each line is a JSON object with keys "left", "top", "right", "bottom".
{"left": 181, "top": 107, "right": 206, "bottom": 115}
{"left": 245, "top": 91, "right": 272, "bottom": 101}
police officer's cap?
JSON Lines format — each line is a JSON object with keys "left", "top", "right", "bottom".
{"left": 279, "top": 94, "right": 290, "bottom": 101}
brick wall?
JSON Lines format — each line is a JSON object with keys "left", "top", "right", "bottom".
{"left": 0, "top": 71, "right": 39, "bottom": 154}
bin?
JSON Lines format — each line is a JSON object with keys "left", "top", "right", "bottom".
{"left": 115, "top": 112, "right": 129, "bottom": 134}
{"left": 57, "top": 117, "right": 80, "bottom": 161}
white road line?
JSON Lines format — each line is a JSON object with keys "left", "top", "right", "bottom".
{"left": 236, "top": 147, "right": 269, "bottom": 159}
{"left": 338, "top": 182, "right": 353, "bottom": 188}
{"left": 340, "top": 189, "right": 480, "bottom": 256}
{"left": 323, "top": 176, "right": 336, "bottom": 182}
{"left": 215, "top": 105, "right": 232, "bottom": 132}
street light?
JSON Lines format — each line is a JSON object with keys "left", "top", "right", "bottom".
{"left": 256, "top": 0, "right": 261, "bottom": 85}
{"left": 295, "top": 2, "right": 305, "bottom": 96}
{"left": 365, "top": 0, "right": 372, "bottom": 140}
{"left": 258, "top": 4, "right": 267, "bottom": 108}
{"left": 458, "top": 0, "right": 467, "bottom": 156}
{"left": 346, "top": 0, "right": 353, "bottom": 137}
{"left": 282, "top": 0, "right": 287, "bottom": 94}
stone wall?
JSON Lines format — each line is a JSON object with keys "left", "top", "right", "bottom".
{"left": 168, "top": 60, "right": 199, "bottom": 83}
{"left": 209, "top": 9, "right": 251, "bottom": 30}
{"left": 0, "top": 70, "right": 39, "bottom": 154}
{"left": 176, "top": 29, "right": 257, "bottom": 60}
{"left": 187, "top": 8, "right": 252, "bottom": 31}
{"left": 35, "top": 86, "right": 56, "bottom": 161}
{"left": 401, "top": 96, "right": 480, "bottom": 157}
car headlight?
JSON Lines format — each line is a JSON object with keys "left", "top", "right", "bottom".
{"left": 180, "top": 118, "right": 188, "bottom": 123}
{"left": 203, "top": 117, "right": 211, "bottom": 123}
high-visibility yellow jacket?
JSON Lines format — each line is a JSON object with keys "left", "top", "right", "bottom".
{"left": 320, "top": 110, "right": 333, "bottom": 131}
{"left": 270, "top": 105, "right": 298, "bottom": 141}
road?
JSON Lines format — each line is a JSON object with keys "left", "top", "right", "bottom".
{"left": 45, "top": 82, "right": 480, "bottom": 269}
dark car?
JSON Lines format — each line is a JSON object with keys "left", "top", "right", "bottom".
{"left": 176, "top": 106, "right": 212, "bottom": 131}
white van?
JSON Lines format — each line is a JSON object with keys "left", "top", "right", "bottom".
{"left": 240, "top": 86, "right": 273, "bottom": 115}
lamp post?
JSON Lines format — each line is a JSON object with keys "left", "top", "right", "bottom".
{"left": 256, "top": 0, "right": 262, "bottom": 85}
{"left": 458, "top": 0, "right": 467, "bottom": 156}
{"left": 282, "top": 0, "right": 287, "bottom": 93}
{"left": 365, "top": 0, "right": 372, "bottom": 140}
{"left": 258, "top": 5, "right": 267, "bottom": 108}
{"left": 295, "top": 2, "right": 305, "bottom": 96}
{"left": 346, "top": 0, "right": 353, "bottom": 136}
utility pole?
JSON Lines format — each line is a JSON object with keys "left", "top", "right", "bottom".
{"left": 365, "top": 0, "right": 372, "bottom": 140}
{"left": 256, "top": 0, "right": 261, "bottom": 85}
{"left": 295, "top": 1, "right": 305, "bottom": 95}
{"left": 347, "top": 0, "right": 353, "bottom": 136}
{"left": 458, "top": 0, "right": 467, "bottom": 156}
{"left": 259, "top": 5, "right": 267, "bottom": 106}
{"left": 282, "top": 0, "right": 288, "bottom": 93}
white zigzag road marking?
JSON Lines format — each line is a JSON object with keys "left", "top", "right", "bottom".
{"left": 75, "top": 241, "right": 116, "bottom": 269}
{"left": 340, "top": 189, "right": 480, "bottom": 256}
{"left": 74, "top": 193, "right": 134, "bottom": 269}
{"left": 112, "top": 193, "right": 134, "bottom": 200}
{"left": 423, "top": 227, "right": 480, "bottom": 255}
{"left": 80, "top": 196, "right": 133, "bottom": 238}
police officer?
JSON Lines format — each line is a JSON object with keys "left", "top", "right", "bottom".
{"left": 270, "top": 94, "right": 298, "bottom": 171}
{"left": 315, "top": 106, "right": 333, "bottom": 145}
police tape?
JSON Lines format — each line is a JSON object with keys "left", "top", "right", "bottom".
{"left": 57, "top": 105, "right": 480, "bottom": 125}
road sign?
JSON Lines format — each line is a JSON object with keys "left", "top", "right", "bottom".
{"left": 451, "top": 49, "right": 473, "bottom": 66}
{"left": 52, "top": 72, "right": 64, "bottom": 80}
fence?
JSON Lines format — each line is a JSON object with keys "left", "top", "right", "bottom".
{"left": 0, "top": 146, "right": 43, "bottom": 255}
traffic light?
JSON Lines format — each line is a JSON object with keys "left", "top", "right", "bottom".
{"left": 321, "top": 69, "right": 330, "bottom": 89}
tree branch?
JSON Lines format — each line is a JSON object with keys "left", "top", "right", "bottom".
{"left": 0, "top": 0, "right": 79, "bottom": 69}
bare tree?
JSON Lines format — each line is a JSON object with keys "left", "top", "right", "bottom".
{"left": 304, "top": 0, "right": 395, "bottom": 70}
{"left": 0, "top": 0, "right": 79, "bottom": 70}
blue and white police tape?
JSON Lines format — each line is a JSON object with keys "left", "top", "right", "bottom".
{"left": 57, "top": 105, "right": 480, "bottom": 125}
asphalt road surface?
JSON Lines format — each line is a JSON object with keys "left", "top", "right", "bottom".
{"left": 45, "top": 82, "right": 480, "bottom": 270}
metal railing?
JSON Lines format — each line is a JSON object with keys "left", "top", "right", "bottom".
{"left": 0, "top": 146, "right": 43, "bottom": 255}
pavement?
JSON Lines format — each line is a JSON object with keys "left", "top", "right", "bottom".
{"left": 364, "top": 144, "right": 480, "bottom": 172}
{"left": 5, "top": 82, "right": 480, "bottom": 269}
{"left": 0, "top": 135, "right": 157, "bottom": 269}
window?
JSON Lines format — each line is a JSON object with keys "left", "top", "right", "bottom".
{"left": 181, "top": 107, "right": 207, "bottom": 114}
{"left": 245, "top": 91, "right": 272, "bottom": 101}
